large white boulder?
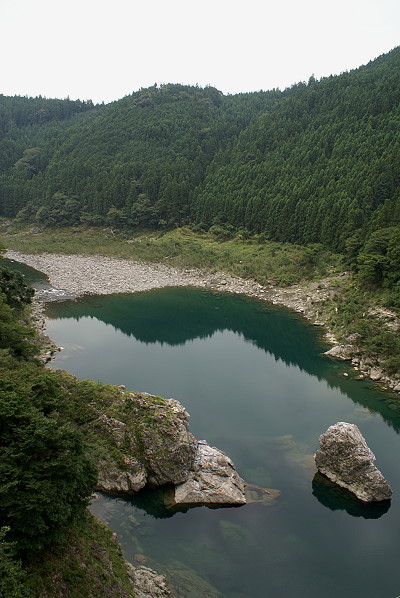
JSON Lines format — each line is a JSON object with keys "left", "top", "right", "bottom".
{"left": 315, "top": 422, "right": 392, "bottom": 502}
{"left": 167, "top": 440, "right": 246, "bottom": 506}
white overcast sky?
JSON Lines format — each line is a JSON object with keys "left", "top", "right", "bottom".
{"left": 0, "top": 0, "right": 398, "bottom": 104}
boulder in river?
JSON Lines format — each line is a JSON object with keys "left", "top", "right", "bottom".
{"left": 315, "top": 422, "right": 392, "bottom": 502}
{"left": 165, "top": 440, "right": 246, "bottom": 507}
{"left": 92, "top": 391, "right": 247, "bottom": 508}
{"left": 93, "top": 392, "right": 198, "bottom": 492}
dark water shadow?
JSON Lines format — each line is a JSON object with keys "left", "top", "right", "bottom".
{"left": 6, "top": 258, "right": 400, "bottom": 435}
{"left": 43, "top": 287, "right": 400, "bottom": 433}
{"left": 105, "top": 485, "right": 243, "bottom": 519}
{"left": 312, "top": 472, "right": 391, "bottom": 519}
{"left": 44, "top": 286, "right": 331, "bottom": 371}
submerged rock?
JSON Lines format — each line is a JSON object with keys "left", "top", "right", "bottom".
{"left": 315, "top": 422, "right": 392, "bottom": 502}
{"left": 164, "top": 560, "right": 222, "bottom": 598}
{"left": 244, "top": 483, "right": 281, "bottom": 506}
{"left": 165, "top": 440, "right": 246, "bottom": 507}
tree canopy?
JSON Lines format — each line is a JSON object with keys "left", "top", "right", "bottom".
{"left": 0, "top": 48, "right": 400, "bottom": 291}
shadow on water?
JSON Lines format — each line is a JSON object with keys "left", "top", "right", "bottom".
{"left": 44, "top": 287, "right": 400, "bottom": 433}
{"left": 312, "top": 472, "right": 391, "bottom": 519}
{"left": 109, "top": 486, "right": 243, "bottom": 520}
{"left": 44, "top": 286, "right": 330, "bottom": 371}
{"left": 6, "top": 258, "right": 400, "bottom": 434}
{"left": 0, "top": 257, "right": 51, "bottom": 291}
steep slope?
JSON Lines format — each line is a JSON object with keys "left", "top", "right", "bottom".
{"left": 192, "top": 47, "right": 400, "bottom": 252}
{"left": 0, "top": 85, "right": 281, "bottom": 226}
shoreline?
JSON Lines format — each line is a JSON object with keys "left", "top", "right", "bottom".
{"left": 4, "top": 249, "right": 339, "bottom": 339}
{"left": 6, "top": 249, "right": 400, "bottom": 392}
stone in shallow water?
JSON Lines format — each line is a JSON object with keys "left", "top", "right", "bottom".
{"left": 323, "top": 345, "right": 354, "bottom": 360}
{"left": 166, "top": 440, "right": 246, "bottom": 507}
{"left": 244, "top": 483, "right": 281, "bottom": 505}
{"left": 315, "top": 422, "right": 392, "bottom": 502}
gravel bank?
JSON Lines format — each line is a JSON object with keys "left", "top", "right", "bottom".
{"left": 5, "top": 250, "right": 340, "bottom": 341}
{"left": 7, "top": 250, "right": 400, "bottom": 389}
{"left": 5, "top": 250, "right": 270, "bottom": 299}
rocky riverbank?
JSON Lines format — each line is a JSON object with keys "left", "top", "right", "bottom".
{"left": 5, "top": 250, "right": 400, "bottom": 390}
{"left": 5, "top": 249, "right": 340, "bottom": 334}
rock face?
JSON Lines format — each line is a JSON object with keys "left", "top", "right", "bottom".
{"left": 127, "top": 565, "right": 171, "bottom": 597}
{"left": 94, "top": 392, "right": 197, "bottom": 493}
{"left": 97, "top": 458, "right": 147, "bottom": 493}
{"left": 315, "top": 422, "right": 392, "bottom": 502}
{"left": 369, "top": 367, "right": 384, "bottom": 381}
{"left": 130, "top": 395, "right": 198, "bottom": 487}
{"left": 323, "top": 345, "right": 355, "bottom": 360}
{"left": 166, "top": 440, "right": 246, "bottom": 507}
{"left": 93, "top": 391, "right": 246, "bottom": 508}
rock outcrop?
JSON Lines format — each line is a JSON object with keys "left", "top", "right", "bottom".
{"left": 165, "top": 440, "right": 246, "bottom": 507}
{"left": 323, "top": 345, "right": 355, "bottom": 360}
{"left": 130, "top": 395, "right": 198, "bottom": 487}
{"left": 315, "top": 422, "right": 392, "bottom": 502}
{"left": 94, "top": 392, "right": 198, "bottom": 493}
{"left": 93, "top": 390, "right": 247, "bottom": 508}
{"left": 97, "top": 458, "right": 147, "bottom": 493}
{"left": 127, "top": 565, "right": 171, "bottom": 597}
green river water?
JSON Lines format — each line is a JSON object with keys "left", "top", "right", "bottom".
{"left": 4, "top": 258, "right": 400, "bottom": 598}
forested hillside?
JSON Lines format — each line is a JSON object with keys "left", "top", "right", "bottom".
{"left": 193, "top": 47, "right": 400, "bottom": 255}
{"left": 0, "top": 47, "right": 399, "bottom": 292}
{"left": 0, "top": 85, "right": 281, "bottom": 227}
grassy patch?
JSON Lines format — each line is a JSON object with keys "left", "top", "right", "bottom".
{"left": 2, "top": 225, "right": 343, "bottom": 285}
{"left": 24, "top": 512, "right": 136, "bottom": 598}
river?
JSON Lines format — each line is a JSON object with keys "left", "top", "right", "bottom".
{"left": 4, "top": 258, "right": 400, "bottom": 598}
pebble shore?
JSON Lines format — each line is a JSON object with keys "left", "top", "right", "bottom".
{"left": 5, "top": 249, "right": 400, "bottom": 389}
{"left": 5, "top": 249, "right": 340, "bottom": 334}
{"left": 5, "top": 249, "right": 271, "bottom": 299}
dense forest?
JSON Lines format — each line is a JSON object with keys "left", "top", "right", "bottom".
{"left": 0, "top": 260, "right": 143, "bottom": 596}
{"left": 0, "top": 46, "right": 399, "bottom": 292}
{"left": 1, "top": 46, "right": 400, "bottom": 596}
{"left": 0, "top": 48, "right": 400, "bottom": 294}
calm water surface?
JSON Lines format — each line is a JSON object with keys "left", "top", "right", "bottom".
{"left": 42, "top": 287, "right": 400, "bottom": 598}
{"left": 4, "top": 257, "right": 400, "bottom": 598}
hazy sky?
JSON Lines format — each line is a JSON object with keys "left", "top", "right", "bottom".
{"left": 0, "top": 0, "right": 398, "bottom": 104}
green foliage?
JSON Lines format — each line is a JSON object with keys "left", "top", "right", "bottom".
{"left": 0, "top": 84, "right": 280, "bottom": 224}
{"left": 192, "top": 47, "right": 400, "bottom": 257}
{"left": 0, "top": 265, "right": 35, "bottom": 308}
{"left": 34, "top": 193, "right": 82, "bottom": 227}
{"left": 0, "top": 269, "right": 97, "bottom": 557}
{"left": 357, "top": 226, "right": 400, "bottom": 289}
{"left": 25, "top": 513, "right": 137, "bottom": 598}
{"left": 0, "top": 260, "right": 139, "bottom": 594}
{"left": 1, "top": 50, "right": 400, "bottom": 284}
{"left": 0, "top": 527, "right": 28, "bottom": 598}
{"left": 0, "top": 359, "right": 97, "bottom": 554}
{"left": 3, "top": 226, "right": 344, "bottom": 287}
{"left": 0, "top": 296, "right": 38, "bottom": 358}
